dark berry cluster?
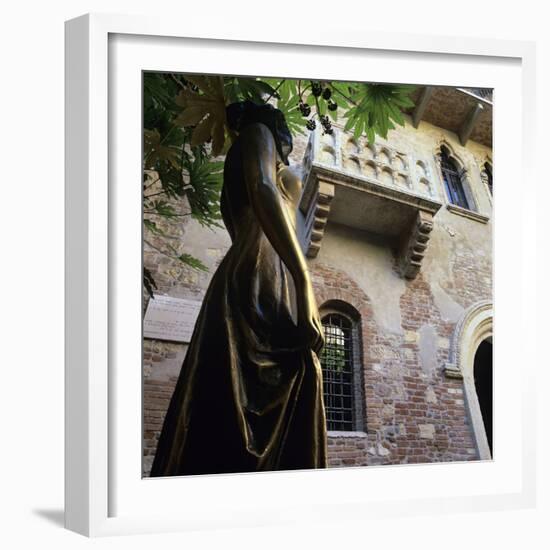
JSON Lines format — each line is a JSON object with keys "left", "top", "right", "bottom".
{"left": 320, "top": 115, "right": 333, "bottom": 135}
{"left": 298, "top": 101, "right": 311, "bottom": 117}
{"left": 311, "top": 82, "right": 323, "bottom": 97}
{"left": 306, "top": 119, "right": 316, "bottom": 131}
{"left": 300, "top": 82, "right": 337, "bottom": 134}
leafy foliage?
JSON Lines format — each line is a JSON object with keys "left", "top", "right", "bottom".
{"left": 343, "top": 84, "right": 416, "bottom": 143}
{"left": 143, "top": 73, "right": 225, "bottom": 298}
{"left": 143, "top": 72, "right": 416, "bottom": 297}
{"left": 224, "top": 77, "right": 279, "bottom": 104}
{"left": 263, "top": 79, "right": 308, "bottom": 136}
{"left": 174, "top": 76, "right": 227, "bottom": 156}
{"left": 143, "top": 267, "right": 158, "bottom": 300}
{"left": 182, "top": 156, "right": 224, "bottom": 227}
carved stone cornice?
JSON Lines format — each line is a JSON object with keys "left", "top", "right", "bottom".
{"left": 301, "top": 178, "right": 334, "bottom": 258}
{"left": 399, "top": 210, "right": 435, "bottom": 279}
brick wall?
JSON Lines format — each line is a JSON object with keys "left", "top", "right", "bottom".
{"left": 310, "top": 260, "right": 480, "bottom": 468}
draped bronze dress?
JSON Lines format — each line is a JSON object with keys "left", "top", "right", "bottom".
{"left": 150, "top": 133, "right": 327, "bottom": 476}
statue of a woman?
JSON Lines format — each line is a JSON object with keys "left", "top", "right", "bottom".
{"left": 150, "top": 101, "right": 327, "bottom": 476}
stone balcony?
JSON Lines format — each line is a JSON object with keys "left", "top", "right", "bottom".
{"left": 299, "top": 126, "right": 442, "bottom": 279}
{"left": 407, "top": 86, "right": 492, "bottom": 147}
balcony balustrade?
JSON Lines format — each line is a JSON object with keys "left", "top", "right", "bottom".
{"left": 299, "top": 126, "right": 442, "bottom": 279}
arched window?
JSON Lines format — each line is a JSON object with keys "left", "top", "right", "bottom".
{"left": 484, "top": 162, "right": 493, "bottom": 196}
{"left": 319, "top": 308, "right": 364, "bottom": 432}
{"left": 440, "top": 148, "right": 469, "bottom": 209}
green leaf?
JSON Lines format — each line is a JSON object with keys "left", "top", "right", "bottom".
{"left": 176, "top": 105, "right": 209, "bottom": 126}
{"left": 143, "top": 218, "right": 169, "bottom": 236}
{"left": 174, "top": 76, "right": 227, "bottom": 155}
{"left": 273, "top": 87, "right": 308, "bottom": 137}
{"left": 143, "top": 267, "right": 158, "bottom": 299}
{"left": 225, "top": 77, "right": 279, "bottom": 103}
{"left": 177, "top": 253, "right": 208, "bottom": 272}
{"left": 143, "top": 129, "right": 182, "bottom": 170}
{"left": 182, "top": 152, "right": 224, "bottom": 227}
{"left": 151, "top": 200, "right": 178, "bottom": 218}
{"left": 339, "top": 83, "right": 416, "bottom": 144}
{"left": 317, "top": 99, "right": 327, "bottom": 117}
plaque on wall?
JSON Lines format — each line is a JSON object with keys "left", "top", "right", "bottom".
{"left": 143, "top": 295, "right": 202, "bottom": 343}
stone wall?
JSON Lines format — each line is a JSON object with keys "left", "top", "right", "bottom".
{"left": 142, "top": 113, "right": 492, "bottom": 476}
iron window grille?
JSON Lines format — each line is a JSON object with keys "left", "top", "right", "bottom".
{"left": 320, "top": 314, "right": 355, "bottom": 431}
{"left": 440, "top": 149, "right": 469, "bottom": 209}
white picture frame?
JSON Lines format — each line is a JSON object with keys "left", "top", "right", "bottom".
{"left": 65, "top": 13, "right": 537, "bottom": 537}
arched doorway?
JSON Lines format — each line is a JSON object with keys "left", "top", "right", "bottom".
{"left": 473, "top": 338, "right": 493, "bottom": 456}
{"left": 447, "top": 300, "right": 493, "bottom": 460}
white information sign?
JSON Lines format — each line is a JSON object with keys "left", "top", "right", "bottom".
{"left": 143, "top": 295, "right": 202, "bottom": 343}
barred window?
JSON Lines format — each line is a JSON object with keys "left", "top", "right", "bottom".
{"left": 320, "top": 314, "right": 355, "bottom": 431}
{"left": 440, "top": 148, "right": 469, "bottom": 209}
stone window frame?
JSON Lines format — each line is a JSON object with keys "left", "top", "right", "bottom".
{"left": 319, "top": 299, "right": 366, "bottom": 435}
{"left": 479, "top": 156, "right": 493, "bottom": 204}
{"left": 434, "top": 141, "right": 489, "bottom": 223}
{"left": 444, "top": 300, "right": 493, "bottom": 460}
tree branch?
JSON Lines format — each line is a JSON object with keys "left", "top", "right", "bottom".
{"left": 265, "top": 79, "right": 285, "bottom": 103}
{"left": 328, "top": 83, "right": 357, "bottom": 106}
{"left": 144, "top": 238, "right": 180, "bottom": 261}
{"left": 143, "top": 175, "right": 161, "bottom": 191}
{"left": 143, "top": 190, "right": 168, "bottom": 200}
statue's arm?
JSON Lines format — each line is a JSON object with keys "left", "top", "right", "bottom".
{"left": 240, "top": 123, "right": 307, "bottom": 287}
{"left": 240, "top": 122, "right": 323, "bottom": 352}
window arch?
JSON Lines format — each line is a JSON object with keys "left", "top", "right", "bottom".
{"left": 473, "top": 339, "right": 493, "bottom": 455}
{"left": 319, "top": 301, "right": 364, "bottom": 432}
{"left": 483, "top": 161, "right": 493, "bottom": 196}
{"left": 440, "top": 147, "right": 470, "bottom": 209}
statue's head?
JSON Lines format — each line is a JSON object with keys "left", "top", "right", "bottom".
{"left": 226, "top": 101, "right": 293, "bottom": 165}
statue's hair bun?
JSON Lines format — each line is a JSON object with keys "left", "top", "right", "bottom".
{"left": 225, "top": 100, "right": 293, "bottom": 165}
{"left": 226, "top": 101, "right": 246, "bottom": 132}
{"left": 226, "top": 101, "right": 262, "bottom": 132}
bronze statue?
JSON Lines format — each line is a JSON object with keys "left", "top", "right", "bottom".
{"left": 150, "top": 101, "right": 327, "bottom": 476}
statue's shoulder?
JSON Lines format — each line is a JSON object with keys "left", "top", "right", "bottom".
{"left": 277, "top": 165, "right": 303, "bottom": 203}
